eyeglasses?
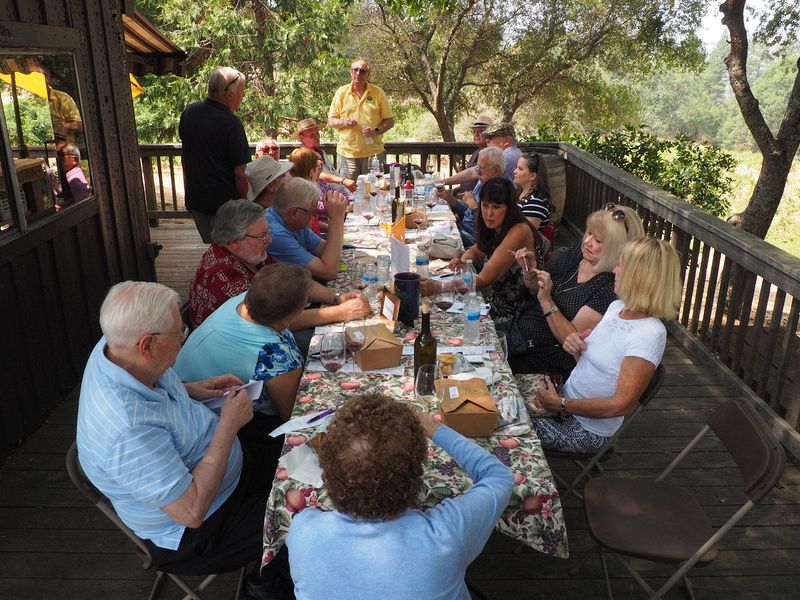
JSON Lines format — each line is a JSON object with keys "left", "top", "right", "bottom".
{"left": 149, "top": 325, "right": 189, "bottom": 344}
{"left": 602, "top": 203, "right": 628, "bottom": 231}
{"left": 224, "top": 72, "right": 242, "bottom": 93}
{"left": 475, "top": 164, "right": 498, "bottom": 176}
{"left": 351, "top": 67, "right": 368, "bottom": 74}
{"left": 244, "top": 230, "right": 271, "bottom": 243}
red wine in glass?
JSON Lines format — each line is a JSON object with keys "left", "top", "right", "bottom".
{"left": 320, "top": 353, "right": 344, "bottom": 373}
{"left": 426, "top": 197, "right": 437, "bottom": 209}
{"left": 454, "top": 278, "right": 470, "bottom": 295}
{"left": 435, "top": 299, "right": 453, "bottom": 311}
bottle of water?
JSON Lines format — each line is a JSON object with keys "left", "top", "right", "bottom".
{"left": 462, "top": 293, "right": 481, "bottom": 344}
{"left": 377, "top": 255, "right": 391, "bottom": 286}
{"left": 355, "top": 175, "right": 368, "bottom": 202}
{"left": 415, "top": 254, "right": 429, "bottom": 278}
{"left": 371, "top": 155, "right": 380, "bottom": 175}
{"left": 462, "top": 259, "right": 477, "bottom": 295}
{"left": 365, "top": 264, "right": 380, "bottom": 304}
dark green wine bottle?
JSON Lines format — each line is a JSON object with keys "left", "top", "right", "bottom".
{"left": 413, "top": 301, "right": 437, "bottom": 378}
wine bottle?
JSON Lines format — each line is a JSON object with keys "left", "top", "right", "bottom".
{"left": 392, "top": 182, "right": 401, "bottom": 222}
{"left": 414, "top": 301, "right": 438, "bottom": 378}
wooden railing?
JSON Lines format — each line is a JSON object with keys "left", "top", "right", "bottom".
{"left": 138, "top": 140, "right": 800, "bottom": 450}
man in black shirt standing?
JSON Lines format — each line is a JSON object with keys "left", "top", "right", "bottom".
{"left": 179, "top": 67, "right": 251, "bottom": 243}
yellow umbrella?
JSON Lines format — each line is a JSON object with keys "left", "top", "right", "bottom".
{"left": 0, "top": 71, "right": 144, "bottom": 98}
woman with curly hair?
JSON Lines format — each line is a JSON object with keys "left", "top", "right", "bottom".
{"left": 286, "top": 393, "right": 514, "bottom": 599}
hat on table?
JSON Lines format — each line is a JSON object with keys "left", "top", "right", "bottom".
{"left": 484, "top": 122, "right": 515, "bottom": 138}
{"left": 470, "top": 115, "right": 494, "bottom": 129}
{"left": 290, "top": 118, "right": 324, "bottom": 139}
{"left": 246, "top": 156, "right": 294, "bottom": 201}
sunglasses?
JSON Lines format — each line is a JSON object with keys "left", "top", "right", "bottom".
{"left": 224, "top": 72, "right": 242, "bottom": 92}
{"left": 602, "top": 203, "right": 628, "bottom": 231}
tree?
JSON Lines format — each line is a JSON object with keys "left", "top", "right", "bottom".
{"left": 352, "top": 0, "right": 706, "bottom": 141}
{"left": 722, "top": 0, "right": 800, "bottom": 237}
{"left": 135, "top": 0, "right": 353, "bottom": 142}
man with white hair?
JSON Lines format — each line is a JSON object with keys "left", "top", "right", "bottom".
{"left": 267, "top": 178, "right": 347, "bottom": 282}
{"left": 179, "top": 66, "right": 251, "bottom": 243}
{"left": 438, "top": 146, "right": 505, "bottom": 248}
{"left": 76, "top": 281, "right": 294, "bottom": 599}
{"left": 59, "top": 143, "right": 89, "bottom": 201}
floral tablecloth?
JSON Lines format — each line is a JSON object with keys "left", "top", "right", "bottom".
{"left": 261, "top": 215, "right": 568, "bottom": 567}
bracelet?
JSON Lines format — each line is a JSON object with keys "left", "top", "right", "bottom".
{"left": 544, "top": 305, "right": 559, "bottom": 317}
{"left": 333, "top": 292, "right": 341, "bottom": 304}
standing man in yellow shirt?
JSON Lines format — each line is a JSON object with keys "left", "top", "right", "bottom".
{"left": 327, "top": 58, "right": 394, "bottom": 179}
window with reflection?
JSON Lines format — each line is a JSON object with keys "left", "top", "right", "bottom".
{"left": 0, "top": 53, "right": 91, "bottom": 233}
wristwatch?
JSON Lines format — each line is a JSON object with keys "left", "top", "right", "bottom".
{"left": 333, "top": 292, "right": 341, "bottom": 304}
{"left": 544, "top": 305, "right": 559, "bottom": 318}
{"left": 559, "top": 397, "right": 569, "bottom": 417}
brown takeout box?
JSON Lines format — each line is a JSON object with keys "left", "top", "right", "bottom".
{"left": 436, "top": 378, "right": 498, "bottom": 437}
{"left": 350, "top": 323, "right": 403, "bottom": 371}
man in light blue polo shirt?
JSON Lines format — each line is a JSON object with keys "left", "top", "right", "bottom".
{"left": 266, "top": 177, "right": 347, "bottom": 282}
{"left": 76, "top": 281, "right": 294, "bottom": 600}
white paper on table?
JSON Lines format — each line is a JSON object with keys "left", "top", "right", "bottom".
{"left": 197, "top": 379, "right": 264, "bottom": 410}
{"left": 390, "top": 237, "right": 409, "bottom": 276}
{"left": 304, "top": 359, "right": 405, "bottom": 376}
{"left": 382, "top": 295, "right": 397, "bottom": 321}
{"left": 427, "top": 221, "right": 452, "bottom": 234}
{"left": 270, "top": 410, "right": 331, "bottom": 437}
{"left": 313, "top": 325, "right": 345, "bottom": 335}
{"left": 278, "top": 445, "right": 324, "bottom": 487}
{"left": 447, "top": 301, "right": 490, "bottom": 316}
{"left": 401, "top": 344, "right": 492, "bottom": 356}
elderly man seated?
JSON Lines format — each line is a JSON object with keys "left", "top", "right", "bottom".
{"left": 58, "top": 143, "right": 89, "bottom": 201}
{"left": 287, "top": 394, "right": 514, "bottom": 599}
{"left": 291, "top": 118, "right": 357, "bottom": 193}
{"left": 76, "top": 281, "right": 294, "bottom": 600}
{"left": 255, "top": 136, "right": 281, "bottom": 161}
{"left": 438, "top": 146, "right": 505, "bottom": 248}
{"left": 246, "top": 155, "right": 293, "bottom": 209}
{"left": 188, "top": 199, "right": 369, "bottom": 335}
{"left": 266, "top": 177, "right": 347, "bottom": 281}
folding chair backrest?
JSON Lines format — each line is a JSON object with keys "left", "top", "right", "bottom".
{"left": 66, "top": 442, "right": 155, "bottom": 564}
{"left": 707, "top": 400, "right": 786, "bottom": 504}
{"left": 637, "top": 363, "right": 663, "bottom": 410}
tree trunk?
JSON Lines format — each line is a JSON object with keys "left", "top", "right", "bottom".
{"left": 729, "top": 153, "right": 793, "bottom": 238}
{"left": 433, "top": 111, "right": 456, "bottom": 142}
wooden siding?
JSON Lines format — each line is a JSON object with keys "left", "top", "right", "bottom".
{"left": 0, "top": 0, "right": 154, "bottom": 459}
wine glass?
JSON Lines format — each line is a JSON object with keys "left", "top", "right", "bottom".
{"left": 362, "top": 197, "right": 375, "bottom": 226}
{"left": 453, "top": 264, "right": 470, "bottom": 302}
{"left": 415, "top": 363, "right": 444, "bottom": 411}
{"left": 320, "top": 332, "right": 346, "bottom": 374}
{"left": 482, "top": 331, "right": 508, "bottom": 394}
{"left": 425, "top": 155, "right": 438, "bottom": 177}
{"left": 426, "top": 192, "right": 439, "bottom": 212}
{"left": 433, "top": 287, "right": 454, "bottom": 313}
{"left": 412, "top": 210, "right": 426, "bottom": 229}
{"left": 345, "top": 318, "right": 366, "bottom": 370}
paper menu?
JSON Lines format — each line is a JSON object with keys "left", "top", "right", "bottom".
{"left": 197, "top": 379, "right": 263, "bottom": 410}
{"left": 390, "top": 236, "right": 409, "bottom": 276}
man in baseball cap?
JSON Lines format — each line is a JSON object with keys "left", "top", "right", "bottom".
{"left": 483, "top": 122, "right": 521, "bottom": 180}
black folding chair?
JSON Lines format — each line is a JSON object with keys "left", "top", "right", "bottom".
{"left": 66, "top": 442, "right": 247, "bottom": 600}
{"left": 580, "top": 398, "right": 786, "bottom": 599}
{"left": 547, "top": 364, "right": 665, "bottom": 502}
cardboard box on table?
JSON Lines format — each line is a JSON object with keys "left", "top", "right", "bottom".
{"left": 347, "top": 323, "right": 403, "bottom": 371}
{"left": 436, "top": 378, "right": 498, "bottom": 437}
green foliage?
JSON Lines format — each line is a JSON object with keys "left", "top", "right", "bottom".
{"left": 530, "top": 126, "right": 735, "bottom": 216}
{"left": 134, "top": 0, "right": 354, "bottom": 142}
{"left": 1, "top": 91, "right": 53, "bottom": 145}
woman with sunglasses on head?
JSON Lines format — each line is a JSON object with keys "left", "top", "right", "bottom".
{"left": 509, "top": 203, "right": 645, "bottom": 377}
{"left": 289, "top": 147, "right": 355, "bottom": 236}
{"left": 530, "top": 238, "right": 681, "bottom": 452}
{"left": 420, "top": 177, "right": 537, "bottom": 324}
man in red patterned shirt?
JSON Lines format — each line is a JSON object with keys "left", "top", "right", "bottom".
{"left": 188, "top": 199, "right": 369, "bottom": 334}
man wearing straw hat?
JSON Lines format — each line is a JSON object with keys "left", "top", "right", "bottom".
{"left": 328, "top": 58, "right": 394, "bottom": 180}
{"left": 292, "top": 117, "right": 357, "bottom": 193}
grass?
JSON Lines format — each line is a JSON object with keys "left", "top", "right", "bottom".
{"left": 727, "top": 150, "right": 800, "bottom": 257}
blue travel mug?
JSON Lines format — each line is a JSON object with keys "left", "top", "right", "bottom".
{"left": 394, "top": 272, "right": 421, "bottom": 327}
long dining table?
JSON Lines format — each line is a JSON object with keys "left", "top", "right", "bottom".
{"left": 261, "top": 205, "right": 568, "bottom": 567}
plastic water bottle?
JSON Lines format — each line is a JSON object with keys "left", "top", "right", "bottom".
{"left": 377, "top": 255, "right": 391, "bottom": 286}
{"left": 415, "top": 254, "right": 429, "bottom": 278}
{"left": 462, "top": 259, "right": 477, "bottom": 295}
{"left": 371, "top": 155, "right": 380, "bottom": 175}
{"left": 365, "top": 264, "right": 380, "bottom": 304}
{"left": 355, "top": 175, "right": 368, "bottom": 202}
{"left": 462, "top": 293, "right": 481, "bottom": 344}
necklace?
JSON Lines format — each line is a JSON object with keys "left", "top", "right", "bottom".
{"left": 554, "top": 261, "right": 586, "bottom": 296}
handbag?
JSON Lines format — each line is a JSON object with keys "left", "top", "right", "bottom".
{"left": 428, "top": 234, "right": 461, "bottom": 259}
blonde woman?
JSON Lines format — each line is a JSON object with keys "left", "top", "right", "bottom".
{"left": 510, "top": 203, "right": 645, "bottom": 376}
{"left": 532, "top": 237, "right": 682, "bottom": 452}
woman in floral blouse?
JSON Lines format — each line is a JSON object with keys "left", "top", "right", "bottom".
{"left": 174, "top": 263, "right": 311, "bottom": 421}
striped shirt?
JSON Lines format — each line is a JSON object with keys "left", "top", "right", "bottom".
{"left": 76, "top": 338, "right": 242, "bottom": 550}
{"left": 519, "top": 193, "right": 551, "bottom": 230}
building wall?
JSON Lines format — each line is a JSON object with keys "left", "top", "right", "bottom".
{"left": 0, "top": 0, "right": 152, "bottom": 458}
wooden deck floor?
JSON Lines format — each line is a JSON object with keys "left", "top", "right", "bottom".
{"left": 2, "top": 223, "right": 798, "bottom": 599}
